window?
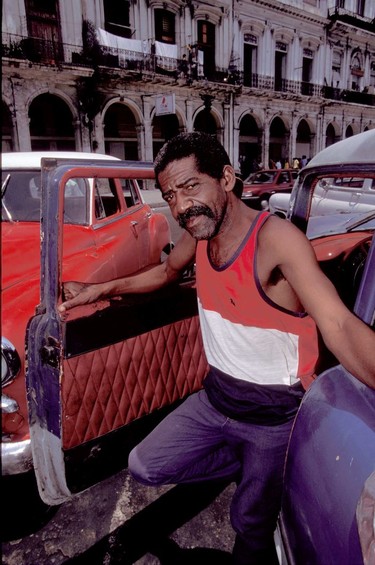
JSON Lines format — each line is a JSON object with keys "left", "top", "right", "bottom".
{"left": 94, "top": 178, "right": 121, "bottom": 220}
{"left": 121, "top": 179, "right": 140, "bottom": 208}
{"left": 302, "top": 48, "right": 313, "bottom": 95}
{"left": 104, "top": 0, "right": 131, "bottom": 38}
{"left": 357, "top": 0, "right": 365, "bottom": 17}
{"left": 275, "top": 42, "right": 287, "bottom": 92}
{"left": 332, "top": 51, "right": 341, "bottom": 86}
{"left": 243, "top": 34, "right": 258, "bottom": 87}
{"left": 155, "top": 9, "right": 175, "bottom": 44}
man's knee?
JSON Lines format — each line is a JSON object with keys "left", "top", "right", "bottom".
{"left": 128, "top": 446, "right": 157, "bottom": 485}
{"left": 128, "top": 445, "right": 171, "bottom": 485}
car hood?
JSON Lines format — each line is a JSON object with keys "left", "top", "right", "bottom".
{"left": 1, "top": 223, "right": 42, "bottom": 291}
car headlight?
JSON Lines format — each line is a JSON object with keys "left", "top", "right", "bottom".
{"left": 1, "top": 337, "right": 21, "bottom": 386}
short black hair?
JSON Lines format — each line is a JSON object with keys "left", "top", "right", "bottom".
{"left": 154, "top": 132, "right": 243, "bottom": 198}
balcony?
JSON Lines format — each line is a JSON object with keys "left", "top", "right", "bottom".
{"left": 327, "top": 7, "right": 375, "bottom": 33}
{"left": 2, "top": 33, "right": 374, "bottom": 107}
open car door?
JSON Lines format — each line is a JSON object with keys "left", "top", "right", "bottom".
{"left": 25, "top": 159, "right": 207, "bottom": 505}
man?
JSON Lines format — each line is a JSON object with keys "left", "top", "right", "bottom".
{"left": 59, "top": 132, "right": 375, "bottom": 564}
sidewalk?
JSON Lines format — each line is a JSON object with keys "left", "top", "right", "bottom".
{"left": 141, "top": 188, "right": 165, "bottom": 208}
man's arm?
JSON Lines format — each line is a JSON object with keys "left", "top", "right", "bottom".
{"left": 264, "top": 218, "right": 375, "bottom": 389}
{"left": 58, "top": 231, "right": 196, "bottom": 312}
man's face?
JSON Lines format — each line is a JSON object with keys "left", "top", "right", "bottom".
{"left": 158, "top": 156, "right": 228, "bottom": 240}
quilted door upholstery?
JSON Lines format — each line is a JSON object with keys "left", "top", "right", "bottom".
{"left": 61, "top": 284, "right": 208, "bottom": 450}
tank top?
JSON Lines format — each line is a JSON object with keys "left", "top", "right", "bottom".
{"left": 196, "top": 212, "right": 319, "bottom": 423}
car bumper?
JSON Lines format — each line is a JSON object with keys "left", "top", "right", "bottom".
{"left": 1, "top": 439, "right": 33, "bottom": 475}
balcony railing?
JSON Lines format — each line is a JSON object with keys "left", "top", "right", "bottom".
{"left": 327, "top": 7, "right": 375, "bottom": 33}
{"left": 2, "top": 32, "right": 374, "bottom": 107}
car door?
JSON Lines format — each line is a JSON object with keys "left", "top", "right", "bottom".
{"left": 25, "top": 159, "right": 208, "bottom": 505}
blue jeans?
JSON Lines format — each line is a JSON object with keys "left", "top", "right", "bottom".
{"left": 128, "top": 389, "right": 293, "bottom": 564}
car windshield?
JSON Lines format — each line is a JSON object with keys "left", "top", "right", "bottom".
{"left": 310, "top": 174, "right": 375, "bottom": 217}
{"left": 247, "top": 171, "right": 277, "bottom": 184}
{"left": 1, "top": 170, "right": 88, "bottom": 224}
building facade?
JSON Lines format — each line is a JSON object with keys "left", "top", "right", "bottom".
{"left": 2, "top": 0, "right": 375, "bottom": 176}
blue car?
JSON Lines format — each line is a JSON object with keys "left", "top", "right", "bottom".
{"left": 276, "top": 130, "right": 375, "bottom": 565}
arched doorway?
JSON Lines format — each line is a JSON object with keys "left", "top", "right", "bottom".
{"left": 104, "top": 103, "right": 138, "bottom": 159}
{"left": 29, "top": 94, "right": 75, "bottom": 150}
{"left": 296, "top": 119, "right": 312, "bottom": 161}
{"left": 345, "top": 125, "right": 354, "bottom": 138}
{"left": 269, "top": 117, "right": 287, "bottom": 166}
{"left": 152, "top": 114, "right": 180, "bottom": 159}
{"left": 238, "top": 114, "right": 261, "bottom": 178}
{"left": 193, "top": 108, "right": 217, "bottom": 135}
{"left": 325, "top": 123, "right": 338, "bottom": 147}
{"left": 2, "top": 102, "right": 14, "bottom": 152}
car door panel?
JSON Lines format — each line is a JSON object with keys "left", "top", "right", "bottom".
{"left": 25, "top": 160, "right": 208, "bottom": 505}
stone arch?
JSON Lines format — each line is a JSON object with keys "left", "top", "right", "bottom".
{"left": 102, "top": 101, "right": 140, "bottom": 159}
{"left": 150, "top": 102, "right": 186, "bottom": 159}
{"left": 28, "top": 92, "right": 76, "bottom": 151}
{"left": 26, "top": 88, "right": 79, "bottom": 122}
{"left": 347, "top": 120, "right": 361, "bottom": 135}
{"left": 268, "top": 115, "right": 290, "bottom": 166}
{"left": 238, "top": 112, "right": 262, "bottom": 177}
{"left": 102, "top": 97, "right": 143, "bottom": 126}
{"left": 325, "top": 121, "right": 340, "bottom": 147}
{"left": 192, "top": 102, "right": 223, "bottom": 142}
{"left": 296, "top": 117, "right": 315, "bottom": 160}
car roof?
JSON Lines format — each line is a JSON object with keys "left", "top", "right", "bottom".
{"left": 1, "top": 151, "right": 120, "bottom": 169}
{"left": 305, "top": 129, "right": 375, "bottom": 169}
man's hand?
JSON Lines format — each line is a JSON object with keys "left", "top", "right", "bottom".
{"left": 59, "top": 281, "right": 104, "bottom": 313}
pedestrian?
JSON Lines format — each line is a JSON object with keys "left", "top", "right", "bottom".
{"left": 275, "top": 159, "right": 282, "bottom": 169}
{"left": 300, "top": 155, "right": 308, "bottom": 168}
{"left": 292, "top": 157, "right": 300, "bottom": 169}
{"left": 59, "top": 132, "right": 375, "bottom": 564}
{"left": 284, "top": 159, "right": 290, "bottom": 169}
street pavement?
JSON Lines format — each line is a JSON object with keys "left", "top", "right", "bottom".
{"left": 2, "top": 469, "right": 236, "bottom": 564}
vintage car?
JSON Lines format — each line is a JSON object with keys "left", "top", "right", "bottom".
{"left": 275, "top": 129, "right": 375, "bottom": 565}
{"left": 242, "top": 168, "right": 298, "bottom": 210}
{"left": 269, "top": 175, "right": 375, "bottom": 219}
{"left": 1, "top": 152, "right": 172, "bottom": 478}
{"left": 4, "top": 131, "right": 375, "bottom": 564}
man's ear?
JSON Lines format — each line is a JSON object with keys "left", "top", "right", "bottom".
{"left": 222, "top": 165, "right": 236, "bottom": 193}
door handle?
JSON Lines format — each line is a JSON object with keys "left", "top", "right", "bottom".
{"left": 131, "top": 220, "right": 138, "bottom": 238}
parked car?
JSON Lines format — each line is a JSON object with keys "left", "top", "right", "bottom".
{"left": 1, "top": 152, "right": 172, "bottom": 479}
{"left": 269, "top": 175, "right": 375, "bottom": 219}
{"left": 242, "top": 168, "right": 298, "bottom": 209}
{"left": 275, "top": 129, "right": 375, "bottom": 565}
{"left": 4, "top": 131, "right": 375, "bottom": 565}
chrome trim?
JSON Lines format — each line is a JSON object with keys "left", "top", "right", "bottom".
{"left": 1, "top": 393, "right": 19, "bottom": 413}
{"left": 1, "top": 336, "right": 21, "bottom": 386}
{"left": 1, "top": 439, "right": 33, "bottom": 475}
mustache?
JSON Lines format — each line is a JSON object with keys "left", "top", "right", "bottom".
{"left": 177, "top": 206, "right": 215, "bottom": 228}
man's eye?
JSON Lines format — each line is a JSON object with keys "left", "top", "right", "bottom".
{"left": 163, "top": 193, "right": 174, "bottom": 202}
{"left": 185, "top": 184, "right": 198, "bottom": 192}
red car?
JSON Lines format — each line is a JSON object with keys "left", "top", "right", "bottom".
{"left": 1, "top": 152, "right": 172, "bottom": 477}
{"left": 242, "top": 168, "right": 298, "bottom": 209}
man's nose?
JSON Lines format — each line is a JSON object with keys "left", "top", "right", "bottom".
{"left": 174, "top": 191, "right": 193, "bottom": 214}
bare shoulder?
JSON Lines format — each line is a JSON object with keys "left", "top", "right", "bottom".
{"left": 260, "top": 215, "right": 312, "bottom": 250}
{"left": 257, "top": 215, "right": 317, "bottom": 272}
